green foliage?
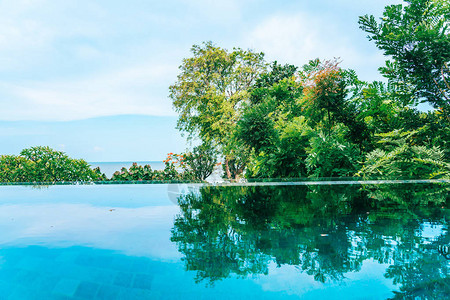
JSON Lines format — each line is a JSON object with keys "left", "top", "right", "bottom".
{"left": 357, "top": 130, "right": 450, "bottom": 179}
{"left": 169, "top": 41, "right": 266, "bottom": 179}
{"left": 235, "top": 62, "right": 310, "bottom": 178}
{"left": 299, "top": 59, "right": 348, "bottom": 130}
{"left": 110, "top": 163, "right": 157, "bottom": 181}
{"left": 237, "top": 100, "right": 279, "bottom": 153}
{"left": 108, "top": 148, "right": 218, "bottom": 182}
{"left": 359, "top": 0, "right": 450, "bottom": 112}
{"left": 355, "top": 81, "right": 413, "bottom": 133}
{"left": 305, "top": 125, "right": 361, "bottom": 178}
{"left": 0, "top": 146, "right": 102, "bottom": 183}
{"left": 183, "top": 143, "right": 218, "bottom": 180}
{"left": 415, "top": 111, "right": 450, "bottom": 160}
{"left": 250, "top": 61, "right": 298, "bottom": 104}
{"left": 238, "top": 60, "right": 371, "bottom": 179}
{"left": 170, "top": 29, "right": 450, "bottom": 181}
{"left": 245, "top": 116, "right": 310, "bottom": 178}
{"left": 0, "top": 155, "right": 33, "bottom": 182}
{"left": 110, "top": 154, "right": 196, "bottom": 181}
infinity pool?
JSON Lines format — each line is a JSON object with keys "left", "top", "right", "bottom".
{"left": 0, "top": 183, "right": 448, "bottom": 299}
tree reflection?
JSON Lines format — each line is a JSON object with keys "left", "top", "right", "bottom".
{"left": 170, "top": 183, "right": 449, "bottom": 297}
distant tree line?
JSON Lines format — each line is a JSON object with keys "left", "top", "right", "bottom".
{"left": 0, "top": 146, "right": 216, "bottom": 183}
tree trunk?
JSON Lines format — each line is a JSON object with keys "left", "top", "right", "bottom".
{"left": 235, "top": 168, "right": 244, "bottom": 182}
{"left": 225, "top": 158, "right": 232, "bottom": 179}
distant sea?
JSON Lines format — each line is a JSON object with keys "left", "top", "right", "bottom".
{"left": 89, "top": 161, "right": 165, "bottom": 178}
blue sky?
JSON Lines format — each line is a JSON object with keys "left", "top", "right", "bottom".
{"left": 0, "top": 0, "right": 403, "bottom": 161}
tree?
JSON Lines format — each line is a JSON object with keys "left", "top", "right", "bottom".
{"left": 183, "top": 143, "right": 218, "bottom": 180}
{"left": 237, "top": 60, "right": 366, "bottom": 179}
{"left": 169, "top": 42, "right": 266, "bottom": 179}
{"left": 0, "top": 146, "right": 102, "bottom": 182}
{"left": 236, "top": 62, "right": 308, "bottom": 178}
{"left": 299, "top": 59, "right": 347, "bottom": 131}
{"left": 300, "top": 59, "right": 372, "bottom": 150}
{"left": 359, "top": 0, "right": 450, "bottom": 114}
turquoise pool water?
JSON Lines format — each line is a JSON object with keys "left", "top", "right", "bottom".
{"left": 0, "top": 183, "right": 448, "bottom": 299}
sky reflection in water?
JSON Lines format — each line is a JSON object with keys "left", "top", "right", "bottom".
{"left": 0, "top": 183, "right": 448, "bottom": 299}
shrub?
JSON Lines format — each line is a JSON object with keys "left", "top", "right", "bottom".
{"left": 305, "top": 125, "right": 361, "bottom": 178}
{"left": 0, "top": 155, "right": 33, "bottom": 182}
{"left": 0, "top": 146, "right": 102, "bottom": 183}
{"left": 357, "top": 130, "right": 450, "bottom": 179}
{"left": 110, "top": 163, "right": 155, "bottom": 181}
{"left": 245, "top": 116, "right": 310, "bottom": 178}
{"left": 183, "top": 144, "right": 217, "bottom": 180}
{"left": 110, "top": 153, "right": 197, "bottom": 181}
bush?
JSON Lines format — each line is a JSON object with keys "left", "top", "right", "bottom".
{"left": 183, "top": 144, "right": 217, "bottom": 180}
{"left": 358, "top": 145, "right": 449, "bottom": 180}
{"left": 110, "top": 153, "right": 197, "bottom": 181}
{"left": 305, "top": 125, "right": 361, "bottom": 178}
{"left": 0, "top": 155, "right": 33, "bottom": 182}
{"left": 0, "top": 146, "right": 102, "bottom": 183}
{"left": 110, "top": 163, "right": 156, "bottom": 181}
{"left": 357, "top": 130, "right": 450, "bottom": 179}
{"left": 245, "top": 116, "right": 310, "bottom": 178}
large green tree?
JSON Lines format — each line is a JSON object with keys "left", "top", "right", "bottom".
{"left": 359, "top": 0, "right": 450, "bottom": 114}
{"left": 169, "top": 42, "right": 266, "bottom": 179}
{"left": 236, "top": 62, "right": 308, "bottom": 178}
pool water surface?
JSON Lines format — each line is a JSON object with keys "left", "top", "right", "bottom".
{"left": 0, "top": 183, "right": 448, "bottom": 299}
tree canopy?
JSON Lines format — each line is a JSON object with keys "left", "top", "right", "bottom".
{"left": 169, "top": 41, "right": 266, "bottom": 178}
{"left": 168, "top": 1, "right": 450, "bottom": 181}
{"left": 359, "top": 0, "right": 450, "bottom": 113}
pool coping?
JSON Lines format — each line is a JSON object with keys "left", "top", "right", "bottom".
{"left": 0, "top": 179, "right": 449, "bottom": 186}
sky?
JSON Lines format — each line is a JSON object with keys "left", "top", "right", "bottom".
{"left": 0, "top": 0, "right": 404, "bottom": 161}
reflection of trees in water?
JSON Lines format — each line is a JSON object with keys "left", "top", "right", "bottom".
{"left": 170, "top": 183, "right": 449, "bottom": 297}
{"left": 386, "top": 242, "right": 450, "bottom": 299}
{"left": 361, "top": 184, "right": 450, "bottom": 298}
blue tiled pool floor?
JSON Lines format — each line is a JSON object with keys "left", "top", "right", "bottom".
{"left": 0, "top": 246, "right": 164, "bottom": 299}
{"left": 0, "top": 245, "right": 293, "bottom": 300}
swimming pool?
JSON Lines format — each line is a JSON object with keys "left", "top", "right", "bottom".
{"left": 0, "top": 183, "right": 448, "bottom": 299}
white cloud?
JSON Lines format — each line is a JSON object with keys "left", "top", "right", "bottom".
{"left": 0, "top": 0, "right": 108, "bottom": 73}
{"left": 0, "top": 0, "right": 405, "bottom": 122}
{"left": 243, "top": 12, "right": 383, "bottom": 79}
{"left": 0, "top": 0, "right": 189, "bottom": 121}
{"left": 247, "top": 13, "right": 326, "bottom": 62}
{"left": 93, "top": 146, "right": 104, "bottom": 152}
{"left": 0, "top": 19, "right": 51, "bottom": 51}
{"left": 0, "top": 62, "right": 179, "bottom": 121}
